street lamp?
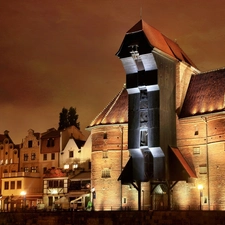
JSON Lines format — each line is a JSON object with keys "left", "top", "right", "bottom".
{"left": 198, "top": 185, "right": 203, "bottom": 210}
{"left": 20, "top": 191, "right": 26, "bottom": 210}
{"left": 142, "top": 190, "right": 144, "bottom": 210}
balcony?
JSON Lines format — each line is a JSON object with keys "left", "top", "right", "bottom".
{"left": 3, "top": 172, "right": 41, "bottom": 178}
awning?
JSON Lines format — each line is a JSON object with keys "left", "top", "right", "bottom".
{"left": 169, "top": 146, "right": 197, "bottom": 180}
{"left": 70, "top": 172, "right": 91, "bottom": 181}
{"left": 118, "top": 157, "right": 133, "bottom": 184}
{"left": 54, "top": 196, "right": 68, "bottom": 204}
{"left": 70, "top": 194, "right": 89, "bottom": 204}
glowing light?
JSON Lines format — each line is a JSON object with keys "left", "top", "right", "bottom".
{"left": 73, "top": 163, "right": 78, "bottom": 169}
{"left": 198, "top": 184, "right": 203, "bottom": 190}
{"left": 64, "top": 164, "right": 69, "bottom": 169}
{"left": 20, "top": 191, "right": 26, "bottom": 196}
{"left": 51, "top": 189, "right": 58, "bottom": 194}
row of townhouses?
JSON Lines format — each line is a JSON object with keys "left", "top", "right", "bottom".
{"left": 0, "top": 126, "right": 91, "bottom": 211}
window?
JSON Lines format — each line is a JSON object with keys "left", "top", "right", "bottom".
{"left": 49, "top": 196, "right": 53, "bottom": 206}
{"left": 4, "top": 181, "right": 9, "bottom": 190}
{"left": 103, "top": 132, "right": 107, "bottom": 139}
{"left": 59, "top": 180, "right": 64, "bottom": 188}
{"left": 101, "top": 168, "right": 111, "bottom": 178}
{"left": 103, "top": 151, "right": 108, "bottom": 158}
{"left": 28, "top": 140, "right": 33, "bottom": 148}
{"left": 43, "top": 167, "right": 47, "bottom": 173}
{"left": 11, "top": 181, "right": 15, "bottom": 189}
{"left": 17, "top": 181, "right": 22, "bottom": 189}
{"left": 194, "top": 125, "right": 199, "bottom": 135}
{"left": 48, "top": 180, "right": 64, "bottom": 188}
{"left": 140, "top": 130, "right": 148, "bottom": 146}
{"left": 51, "top": 153, "right": 55, "bottom": 160}
{"left": 69, "top": 151, "right": 74, "bottom": 158}
{"left": 199, "top": 164, "right": 207, "bottom": 174}
{"left": 31, "top": 166, "right": 37, "bottom": 173}
{"left": 43, "top": 154, "right": 47, "bottom": 160}
{"left": 123, "top": 197, "right": 127, "bottom": 204}
{"left": 24, "top": 154, "right": 28, "bottom": 161}
{"left": 47, "top": 138, "right": 55, "bottom": 147}
{"left": 31, "top": 153, "right": 36, "bottom": 160}
{"left": 193, "top": 147, "right": 200, "bottom": 154}
{"left": 24, "top": 167, "right": 29, "bottom": 172}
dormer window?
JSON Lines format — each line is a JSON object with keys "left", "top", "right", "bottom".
{"left": 47, "top": 138, "right": 55, "bottom": 147}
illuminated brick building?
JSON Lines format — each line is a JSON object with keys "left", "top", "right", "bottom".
{"left": 88, "top": 20, "right": 225, "bottom": 210}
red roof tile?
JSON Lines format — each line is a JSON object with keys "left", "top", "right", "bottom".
{"left": 87, "top": 86, "right": 128, "bottom": 128}
{"left": 126, "top": 20, "right": 196, "bottom": 67}
{"left": 180, "top": 68, "right": 225, "bottom": 118}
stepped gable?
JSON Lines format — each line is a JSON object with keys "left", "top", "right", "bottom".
{"left": 179, "top": 68, "right": 225, "bottom": 118}
{"left": 0, "top": 130, "right": 14, "bottom": 144}
{"left": 117, "top": 20, "right": 196, "bottom": 68}
{"left": 87, "top": 86, "right": 128, "bottom": 128}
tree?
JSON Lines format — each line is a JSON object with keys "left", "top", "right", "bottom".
{"left": 58, "top": 107, "right": 80, "bottom": 130}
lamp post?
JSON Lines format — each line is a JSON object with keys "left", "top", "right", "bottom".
{"left": 142, "top": 190, "right": 144, "bottom": 210}
{"left": 20, "top": 191, "right": 26, "bottom": 210}
{"left": 198, "top": 185, "right": 203, "bottom": 210}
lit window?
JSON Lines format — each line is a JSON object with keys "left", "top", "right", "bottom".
{"left": 24, "top": 167, "right": 29, "bottom": 172}
{"left": 193, "top": 147, "right": 200, "bottom": 154}
{"left": 199, "top": 164, "right": 207, "bottom": 174}
{"left": 31, "top": 166, "right": 37, "bottom": 173}
{"left": 64, "top": 164, "right": 69, "bottom": 170}
{"left": 24, "top": 154, "right": 28, "bottom": 161}
{"left": 102, "top": 168, "right": 111, "bottom": 178}
{"left": 31, "top": 153, "right": 36, "bottom": 160}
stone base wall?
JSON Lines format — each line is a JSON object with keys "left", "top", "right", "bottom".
{"left": 1, "top": 210, "right": 225, "bottom": 225}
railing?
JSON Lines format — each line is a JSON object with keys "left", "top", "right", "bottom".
{"left": 3, "top": 172, "right": 40, "bottom": 178}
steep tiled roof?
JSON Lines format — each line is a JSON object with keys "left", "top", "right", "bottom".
{"left": 179, "top": 68, "right": 225, "bottom": 118}
{"left": 41, "top": 128, "right": 60, "bottom": 139}
{"left": 87, "top": 86, "right": 128, "bottom": 128}
{"left": 117, "top": 20, "right": 196, "bottom": 68}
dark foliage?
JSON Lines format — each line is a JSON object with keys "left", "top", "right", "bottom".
{"left": 58, "top": 107, "right": 80, "bottom": 130}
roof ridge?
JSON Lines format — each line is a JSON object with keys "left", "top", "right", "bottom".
{"left": 198, "top": 66, "right": 225, "bottom": 75}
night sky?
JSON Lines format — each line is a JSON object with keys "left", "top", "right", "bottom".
{"left": 1, "top": 0, "right": 225, "bottom": 143}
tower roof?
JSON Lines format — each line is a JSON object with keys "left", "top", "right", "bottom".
{"left": 179, "top": 68, "right": 225, "bottom": 118}
{"left": 87, "top": 86, "right": 128, "bottom": 129}
{"left": 117, "top": 20, "right": 196, "bottom": 67}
